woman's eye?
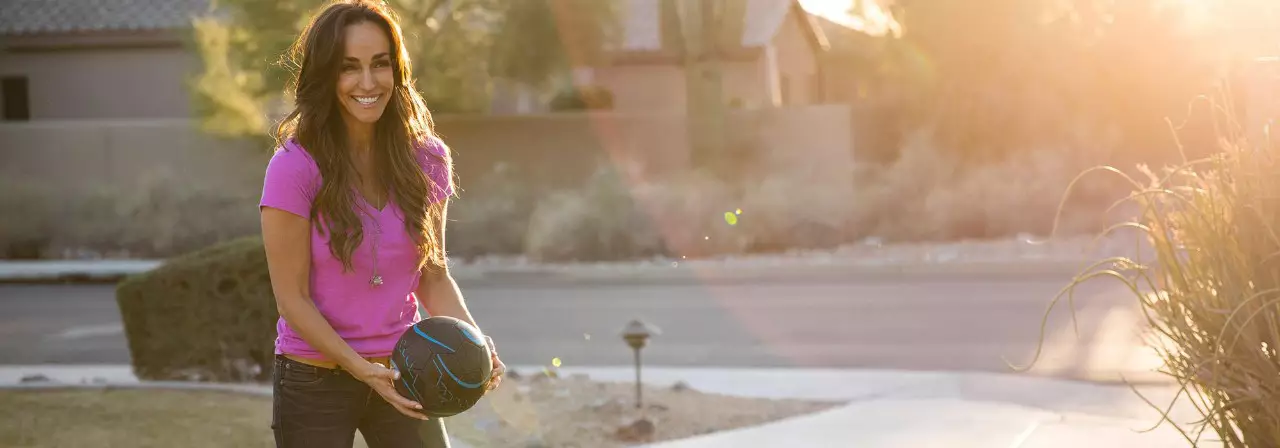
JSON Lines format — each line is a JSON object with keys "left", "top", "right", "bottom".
{"left": 342, "top": 64, "right": 358, "bottom": 72}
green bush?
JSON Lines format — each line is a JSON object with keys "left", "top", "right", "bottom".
{"left": 548, "top": 85, "right": 614, "bottom": 111}
{"left": 115, "top": 236, "right": 276, "bottom": 383}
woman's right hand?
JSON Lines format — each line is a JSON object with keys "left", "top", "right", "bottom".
{"left": 354, "top": 361, "right": 429, "bottom": 420}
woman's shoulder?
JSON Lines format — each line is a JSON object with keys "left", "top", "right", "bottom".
{"left": 413, "top": 135, "right": 453, "bottom": 174}
{"left": 267, "top": 138, "right": 321, "bottom": 173}
{"left": 272, "top": 137, "right": 319, "bottom": 163}
{"left": 414, "top": 135, "right": 451, "bottom": 162}
{"left": 413, "top": 135, "right": 454, "bottom": 200}
{"left": 263, "top": 137, "right": 321, "bottom": 185}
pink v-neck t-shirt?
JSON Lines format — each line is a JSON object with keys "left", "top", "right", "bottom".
{"left": 259, "top": 136, "right": 454, "bottom": 361}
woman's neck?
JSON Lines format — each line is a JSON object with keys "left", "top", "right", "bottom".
{"left": 347, "top": 124, "right": 375, "bottom": 157}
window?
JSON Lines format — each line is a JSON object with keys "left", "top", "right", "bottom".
{"left": 2, "top": 76, "right": 30, "bottom": 121}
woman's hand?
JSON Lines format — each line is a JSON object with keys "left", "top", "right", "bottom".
{"left": 486, "top": 336, "right": 506, "bottom": 391}
{"left": 354, "top": 361, "right": 430, "bottom": 420}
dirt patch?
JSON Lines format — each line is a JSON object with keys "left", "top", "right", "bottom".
{"left": 445, "top": 369, "right": 839, "bottom": 447}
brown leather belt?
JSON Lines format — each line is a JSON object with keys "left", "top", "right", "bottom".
{"left": 284, "top": 354, "right": 392, "bottom": 371}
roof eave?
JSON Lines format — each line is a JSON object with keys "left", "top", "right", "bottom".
{"left": 1, "top": 28, "right": 188, "bottom": 51}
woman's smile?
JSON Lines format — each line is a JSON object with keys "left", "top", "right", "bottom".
{"left": 352, "top": 94, "right": 382, "bottom": 108}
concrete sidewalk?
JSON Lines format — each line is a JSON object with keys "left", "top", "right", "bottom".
{"left": 0, "top": 364, "right": 1212, "bottom": 447}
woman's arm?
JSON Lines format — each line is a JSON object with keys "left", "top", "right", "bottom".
{"left": 261, "top": 208, "right": 369, "bottom": 371}
{"left": 261, "top": 207, "right": 427, "bottom": 418}
{"left": 417, "top": 269, "right": 477, "bottom": 328}
{"left": 415, "top": 204, "right": 505, "bottom": 390}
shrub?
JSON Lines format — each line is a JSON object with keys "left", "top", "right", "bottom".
{"left": 58, "top": 170, "right": 260, "bottom": 259}
{"left": 1020, "top": 107, "right": 1279, "bottom": 445}
{"left": 629, "top": 170, "right": 747, "bottom": 258}
{"left": 446, "top": 162, "right": 538, "bottom": 260}
{"left": 549, "top": 85, "right": 614, "bottom": 111}
{"left": 0, "top": 180, "right": 54, "bottom": 259}
{"left": 522, "top": 164, "right": 749, "bottom": 262}
{"left": 115, "top": 236, "right": 275, "bottom": 382}
{"left": 849, "top": 129, "right": 1126, "bottom": 242}
{"left": 523, "top": 165, "right": 664, "bottom": 262}
{"left": 736, "top": 170, "right": 857, "bottom": 252}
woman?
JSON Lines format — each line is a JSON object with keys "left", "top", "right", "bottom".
{"left": 258, "top": 1, "right": 504, "bottom": 447}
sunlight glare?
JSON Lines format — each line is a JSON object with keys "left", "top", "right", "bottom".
{"left": 799, "top": 0, "right": 901, "bottom": 36}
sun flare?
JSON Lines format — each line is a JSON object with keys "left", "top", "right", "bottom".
{"left": 799, "top": 0, "right": 901, "bottom": 36}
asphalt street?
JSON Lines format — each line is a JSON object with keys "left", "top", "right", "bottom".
{"left": 0, "top": 275, "right": 1165, "bottom": 383}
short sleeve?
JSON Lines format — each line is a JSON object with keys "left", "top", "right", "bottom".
{"left": 417, "top": 137, "right": 455, "bottom": 204}
{"left": 259, "top": 143, "right": 320, "bottom": 219}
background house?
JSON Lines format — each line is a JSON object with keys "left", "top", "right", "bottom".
{"left": 0, "top": 0, "right": 892, "bottom": 119}
{"left": 0, "top": 0, "right": 209, "bottom": 121}
{"left": 585, "top": 0, "right": 835, "bottom": 113}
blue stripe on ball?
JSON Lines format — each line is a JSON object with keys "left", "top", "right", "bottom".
{"left": 414, "top": 325, "right": 456, "bottom": 353}
{"left": 391, "top": 358, "right": 423, "bottom": 402}
{"left": 434, "top": 355, "right": 485, "bottom": 389}
{"left": 459, "top": 326, "right": 485, "bottom": 346}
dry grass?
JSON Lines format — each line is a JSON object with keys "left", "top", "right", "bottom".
{"left": 0, "top": 171, "right": 260, "bottom": 260}
{"left": 0, "top": 389, "right": 280, "bottom": 448}
{"left": 1017, "top": 97, "right": 1280, "bottom": 446}
{"left": 0, "top": 377, "right": 836, "bottom": 448}
{"left": 513, "top": 130, "right": 1126, "bottom": 262}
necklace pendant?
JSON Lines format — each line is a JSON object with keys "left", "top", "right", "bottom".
{"left": 370, "top": 275, "right": 384, "bottom": 287}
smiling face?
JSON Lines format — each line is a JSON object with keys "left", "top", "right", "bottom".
{"left": 336, "top": 20, "right": 394, "bottom": 130}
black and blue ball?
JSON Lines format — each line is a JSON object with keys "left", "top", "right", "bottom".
{"left": 390, "top": 316, "right": 493, "bottom": 417}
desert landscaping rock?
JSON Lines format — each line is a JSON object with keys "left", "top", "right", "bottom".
{"left": 445, "top": 370, "right": 838, "bottom": 447}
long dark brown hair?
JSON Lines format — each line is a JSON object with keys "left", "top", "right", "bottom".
{"left": 274, "top": 0, "right": 452, "bottom": 274}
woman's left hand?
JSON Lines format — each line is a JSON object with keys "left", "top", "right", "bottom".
{"left": 485, "top": 336, "right": 505, "bottom": 391}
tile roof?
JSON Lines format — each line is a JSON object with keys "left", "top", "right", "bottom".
{"left": 0, "top": 0, "right": 211, "bottom": 36}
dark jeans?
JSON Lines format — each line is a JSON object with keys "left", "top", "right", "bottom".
{"left": 271, "top": 355, "right": 450, "bottom": 448}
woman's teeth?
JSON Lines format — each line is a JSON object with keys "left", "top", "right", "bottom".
{"left": 354, "top": 95, "right": 379, "bottom": 105}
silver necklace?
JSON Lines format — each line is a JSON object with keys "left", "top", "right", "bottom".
{"left": 360, "top": 202, "right": 384, "bottom": 287}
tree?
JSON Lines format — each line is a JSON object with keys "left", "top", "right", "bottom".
{"left": 488, "top": 0, "right": 622, "bottom": 90}
{"left": 887, "top": 0, "right": 1248, "bottom": 163}
{"left": 190, "top": 0, "right": 619, "bottom": 140}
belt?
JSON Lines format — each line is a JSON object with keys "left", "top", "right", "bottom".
{"left": 284, "top": 354, "right": 392, "bottom": 371}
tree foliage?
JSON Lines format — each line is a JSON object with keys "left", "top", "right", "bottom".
{"left": 190, "top": 0, "right": 620, "bottom": 139}
{"left": 875, "top": 0, "right": 1280, "bottom": 164}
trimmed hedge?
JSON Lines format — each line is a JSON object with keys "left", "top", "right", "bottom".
{"left": 115, "top": 236, "right": 276, "bottom": 382}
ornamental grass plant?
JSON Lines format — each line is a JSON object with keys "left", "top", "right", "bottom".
{"left": 1018, "top": 95, "right": 1280, "bottom": 446}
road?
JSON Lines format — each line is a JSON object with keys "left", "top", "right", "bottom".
{"left": 0, "top": 275, "right": 1166, "bottom": 383}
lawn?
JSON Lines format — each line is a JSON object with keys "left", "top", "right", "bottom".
{"left": 1, "top": 376, "right": 836, "bottom": 447}
{"left": 0, "top": 388, "right": 361, "bottom": 448}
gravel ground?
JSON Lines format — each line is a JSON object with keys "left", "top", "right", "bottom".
{"left": 444, "top": 369, "right": 840, "bottom": 448}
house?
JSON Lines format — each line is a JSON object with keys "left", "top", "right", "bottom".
{"left": 0, "top": 0, "right": 210, "bottom": 121}
{"left": 0, "top": 0, "right": 888, "bottom": 121}
{"left": 581, "top": 0, "right": 836, "bottom": 113}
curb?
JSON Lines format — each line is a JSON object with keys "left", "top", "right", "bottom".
{"left": 0, "top": 258, "right": 1103, "bottom": 286}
